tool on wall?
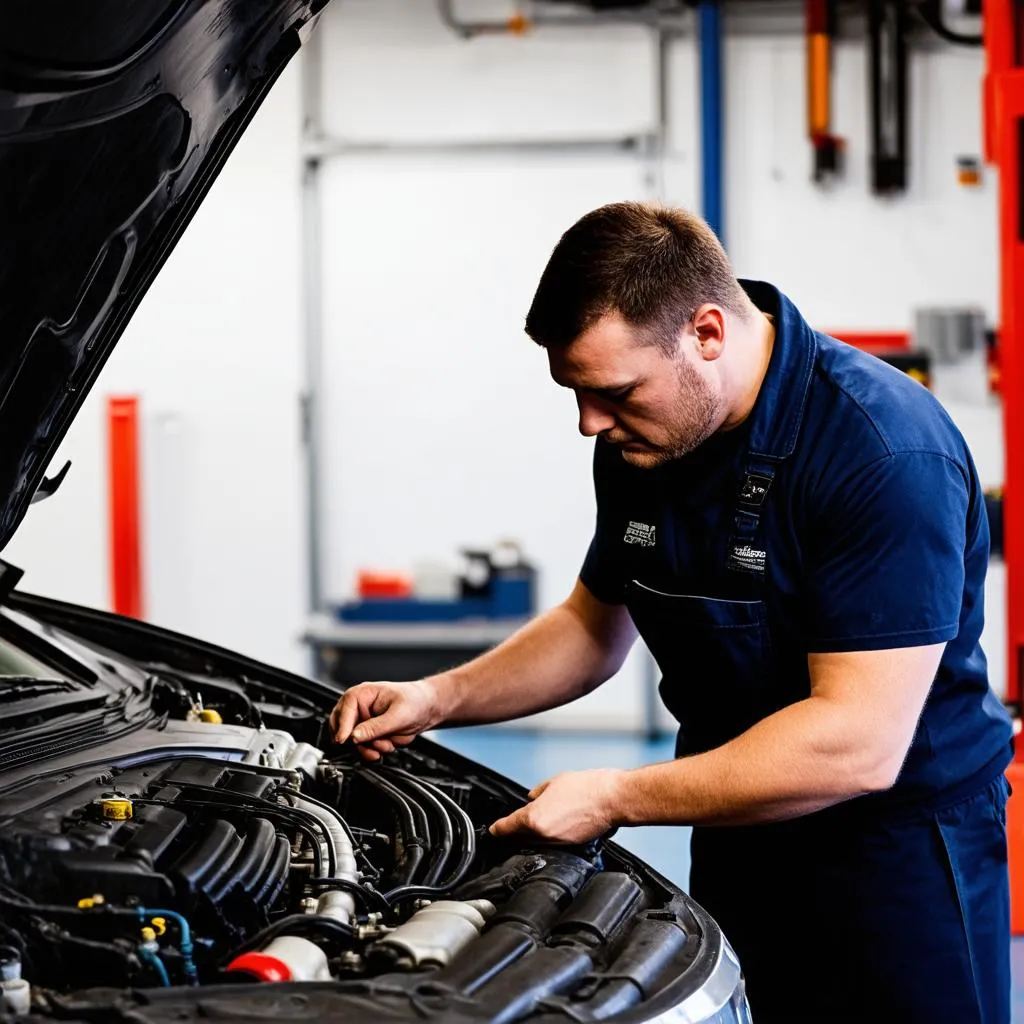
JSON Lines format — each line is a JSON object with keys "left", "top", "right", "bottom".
{"left": 916, "top": 0, "right": 983, "bottom": 45}
{"left": 806, "top": 0, "right": 844, "bottom": 181}
{"left": 868, "top": 0, "right": 910, "bottom": 194}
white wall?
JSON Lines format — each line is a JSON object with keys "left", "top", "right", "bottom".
{"left": 6, "top": 4, "right": 1004, "bottom": 727}
{"left": 316, "top": 0, "right": 671, "bottom": 731}
{"left": 4, "top": 62, "right": 308, "bottom": 675}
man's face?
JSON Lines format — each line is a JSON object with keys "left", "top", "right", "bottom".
{"left": 547, "top": 311, "right": 726, "bottom": 469}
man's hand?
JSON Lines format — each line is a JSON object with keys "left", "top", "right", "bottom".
{"left": 489, "top": 768, "right": 627, "bottom": 844}
{"left": 329, "top": 679, "right": 442, "bottom": 762}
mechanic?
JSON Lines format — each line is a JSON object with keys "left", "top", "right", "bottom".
{"left": 331, "top": 201, "right": 1014, "bottom": 1023}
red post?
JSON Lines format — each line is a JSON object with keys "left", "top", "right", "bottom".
{"left": 985, "top": 1, "right": 1024, "bottom": 719}
{"left": 983, "top": 0, "right": 1017, "bottom": 164}
{"left": 107, "top": 396, "right": 144, "bottom": 619}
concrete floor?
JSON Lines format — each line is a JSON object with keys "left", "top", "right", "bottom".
{"left": 434, "top": 726, "right": 1024, "bottom": 1021}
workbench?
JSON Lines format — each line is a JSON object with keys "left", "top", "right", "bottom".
{"left": 301, "top": 613, "right": 528, "bottom": 688}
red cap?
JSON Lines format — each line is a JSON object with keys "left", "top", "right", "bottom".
{"left": 225, "top": 952, "right": 292, "bottom": 982}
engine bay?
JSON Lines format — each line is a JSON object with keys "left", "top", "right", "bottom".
{"left": 0, "top": 607, "right": 723, "bottom": 1022}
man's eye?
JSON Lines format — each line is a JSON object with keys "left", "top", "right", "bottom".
{"left": 607, "top": 387, "right": 633, "bottom": 403}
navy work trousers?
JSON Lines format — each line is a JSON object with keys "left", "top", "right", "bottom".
{"left": 688, "top": 775, "right": 1011, "bottom": 1023}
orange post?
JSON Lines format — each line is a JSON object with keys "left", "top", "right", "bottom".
{"left": 808, "top": 31, "right": 831, "bottom": 140}
{"left": 107, "top": 396, "right": 144, "bottom": 619}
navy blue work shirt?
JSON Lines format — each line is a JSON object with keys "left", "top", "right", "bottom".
{"left": 582, "top": 280, "right": 1013, "bottom": 811}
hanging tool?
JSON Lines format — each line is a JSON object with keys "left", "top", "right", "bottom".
{"left": 867, "top": 0, "right": 910, "bottom": 194}
{"left": 806, "top": 0, "right": 843, "bottom": 181}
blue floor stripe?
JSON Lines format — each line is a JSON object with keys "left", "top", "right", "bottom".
{"left": 433, "top": 725, "right": 1024, "bottom": 1018}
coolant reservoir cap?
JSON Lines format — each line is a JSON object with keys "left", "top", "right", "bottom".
{"left": 225, "top": 952, "right": 292, "bottom": 983}
{"left": 99, "top": 798, "right": 133, "bottom": 821}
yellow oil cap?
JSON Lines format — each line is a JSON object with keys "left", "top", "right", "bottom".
{"left": 140, "top": 927, "right": 156, "bottom": 943}
{"left": 100, "top": 798, "right": 133, "bottom": 821}
{"left": 198, "top": 708, "right": 223, "bottom": 725}
{"left": 77, "top": 894, "right": 105, "bottom": 910}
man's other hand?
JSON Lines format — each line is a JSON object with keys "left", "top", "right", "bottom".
{"left": 329, "top": 679, "right": 441, "bottom": 762}
{"left": 489, "top": 768, "right": 626, "bottom": 844}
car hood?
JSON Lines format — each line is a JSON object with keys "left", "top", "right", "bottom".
{"left": 0, "top": 0, "right": 324, "bottom": 552}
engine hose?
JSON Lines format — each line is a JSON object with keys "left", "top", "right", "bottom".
{"left": 373, "top": 771, "right": 433, "bottom": 877}
{"left": 0, "top": 890, "right": 137, "bottom": 919}
{"left": 220, "top": 913, "right": 355, "bottom": 966}
{"left": 285, "top": 788, "right": 377, "bottom": 880}
{"left": 430, "top": 926, "right": 536, "bottom": 995}
{"left": 287, "top": 793, "right": 359, "bottom": 881}
{"left": 287, "top": 795, "right": 359, "bottom": 925}
{"left": 548, "top": 872, "right": 646, "bottom": 951}
{"left": 480, "top": 945, "right": 594, "bottom": 1024}
{"left": 137, "top": 947, "right": 171, "bottom": 988}
{"left": 381, "top": 767, "right": 476, "bottom": 892}
{"left": 173, "top": 785, "right": 340, "bottom": 878}
{"left": 382, "top": 773, "right": 453, "bottom": 886}
{"left": 302, "top": 877, "right": 391, "bottom": 913}
{"left": 130, "top": 795, "right": 328, "bottom": 878}
{"left": 361, "top": 771, "right": 425, "bottom": 886}
{"left": 571, "top": 916, "right": 691, "bottom": 1020}
{"left": 136, "top": 909, "right": 198, "bottom": 986}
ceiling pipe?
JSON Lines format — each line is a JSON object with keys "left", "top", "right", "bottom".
{"left": 436, "top": 0, "right": 688, "bottom": 39}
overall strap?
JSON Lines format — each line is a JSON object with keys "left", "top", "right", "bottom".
{"left": 725, "top": 456, "right": 776, "bottom": 587}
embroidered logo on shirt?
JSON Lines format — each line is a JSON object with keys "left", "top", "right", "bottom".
{"left": 623, "top": 521, "right": 657, "bottom": 547}
{"left": 727, "top": 543, "right": 766, "bottom": 574}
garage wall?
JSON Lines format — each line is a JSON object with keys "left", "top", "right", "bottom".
{"left": 316, "top": 0, "right": 1004, "bottom": 729}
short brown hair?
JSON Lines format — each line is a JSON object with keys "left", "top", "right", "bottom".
{"left": 525, "top": 201, "right": 747, "bottom": 353}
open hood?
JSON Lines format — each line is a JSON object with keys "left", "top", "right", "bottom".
{"left": 0, "top": 0, "right": 325, "bottom": 552}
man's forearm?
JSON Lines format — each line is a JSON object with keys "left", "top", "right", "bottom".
{"left": 613, "top": 694, "right": 906, "bottom": 828}
{"left": 430, "top": 595, "right": 633, "bottom": 726}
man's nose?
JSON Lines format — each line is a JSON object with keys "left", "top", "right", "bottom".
{"left": 577, "top": 396, "right": 615, "bottom": 438}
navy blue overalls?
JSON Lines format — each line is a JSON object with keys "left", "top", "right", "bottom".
{"left": 581, "top": 281, "right": 1014, "bottom": 1022}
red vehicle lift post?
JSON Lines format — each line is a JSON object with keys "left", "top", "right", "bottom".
{"left": 985, "top": 0, "right": 1024, "bottom": 726}
{"left": 985, "top": 0, "right": 1024, "bottom": 933}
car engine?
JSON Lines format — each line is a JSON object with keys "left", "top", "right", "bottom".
{"left": 0, "top": 620, "right": 728, "bottom": 1023}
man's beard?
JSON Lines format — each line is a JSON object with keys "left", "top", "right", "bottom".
{"left": 619, "top": 358, "right": 722, "bottom": 469}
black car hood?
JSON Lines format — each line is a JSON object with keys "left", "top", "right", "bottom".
{"left": 0, "top": 0, "right": 324, "bottom": 552}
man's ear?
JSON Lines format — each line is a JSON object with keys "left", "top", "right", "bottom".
{"left": 692, "top": 304, "right": 726, "bottom": 361}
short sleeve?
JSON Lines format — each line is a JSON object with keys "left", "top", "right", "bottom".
{"left": 805, "top": 451, "right": 972, "bottom": 652}
{"left": 579, "top": 444, "right": 628, "bottom": 605}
